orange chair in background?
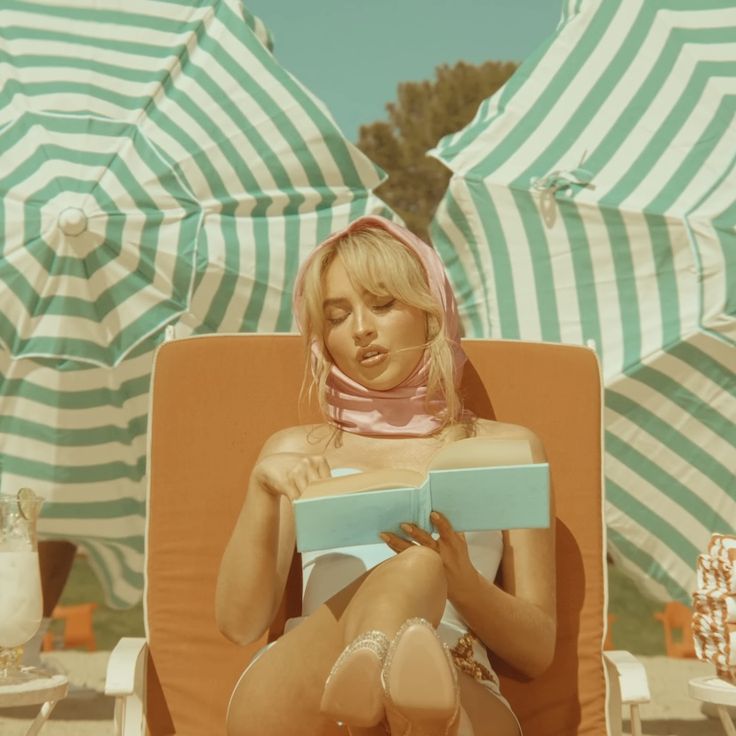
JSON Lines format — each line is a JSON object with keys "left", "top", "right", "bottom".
{"left": 43, "top": 602, "right": 98, "bottom": 652}
{"left": 654, "top": 601, "right": 696, "bottom": 658}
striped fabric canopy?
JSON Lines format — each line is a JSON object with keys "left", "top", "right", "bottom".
{"left": 0, "top": 0, "right": 390, "bottom": 607}
{"left": 431, "top": 0, "right": 735, "bottom": 602}
{"left": 0, "top": 344, "right": 153, "bottom": 606}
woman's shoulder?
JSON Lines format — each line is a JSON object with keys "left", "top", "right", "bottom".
{"left": 472, "top": 418, "right": 546, "bottom": 461}
{"left": 260, "top": 423, "right": 334, "bottom": 455}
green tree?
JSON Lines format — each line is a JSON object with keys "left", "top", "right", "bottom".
{"left": 358, "top": 60, "right": 517, "bottom": 242}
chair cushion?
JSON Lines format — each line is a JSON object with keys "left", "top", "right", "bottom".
{"left": 144, "top": 335, "right": 606, "bottom": 735}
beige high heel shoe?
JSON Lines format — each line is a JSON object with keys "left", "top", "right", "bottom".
{"left": 320, "top": 630, "right": 391, "bottom": 729}
{"left": 381, "top": 618, "right": 460, "bottom": 736}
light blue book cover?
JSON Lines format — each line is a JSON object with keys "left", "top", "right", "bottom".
{"left": 293, "top": 462, "right": 549, "bottom": 553}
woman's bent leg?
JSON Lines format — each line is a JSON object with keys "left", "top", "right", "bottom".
{"left": 458, "top": 675, "right": 521, "bottom": 736}
{"left": 227, "top": 546, "right": 447, "bottom": 736}
{"left": 330, "top": 545, "right": 447, "bottom": 643}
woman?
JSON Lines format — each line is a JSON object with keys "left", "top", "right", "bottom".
{"left": 216, "top": 216, "right": 556, "bottom": 736}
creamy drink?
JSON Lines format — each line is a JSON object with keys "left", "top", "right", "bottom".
{"left": 0, "top": 550, "right": 43, "bottom": 648}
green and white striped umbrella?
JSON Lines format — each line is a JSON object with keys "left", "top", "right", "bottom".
{"left": 0, "top": 0, "right": 390, "bottom": 607}
{"left": 430, "top": 0, "right": 735, "bottom": 603}
{"left": 0, "top": 343, "right": 152, "bottom": 607}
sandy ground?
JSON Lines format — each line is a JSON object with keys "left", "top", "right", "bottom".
{"left": 0, "top": 651, "right": 734, "bottom": 735}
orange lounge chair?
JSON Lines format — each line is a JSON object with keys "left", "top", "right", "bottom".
{"left": 105, "top": 334, "right": 650, "bottom": 735}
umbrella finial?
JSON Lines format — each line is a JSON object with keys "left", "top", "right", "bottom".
{"left": 58, "top": 207, "right": 88, "bottom": 237}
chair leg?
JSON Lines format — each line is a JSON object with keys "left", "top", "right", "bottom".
{"left": 717, "top": 705, "right": 736, "bottom": 736}
{"left": 26, "top": 699, "right": 60, "bottom": 736}
{"left": 629, "top": 703, "right": 642, "bottom": 736}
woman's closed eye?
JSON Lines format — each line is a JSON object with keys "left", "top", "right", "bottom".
{"left": 325, "top": 311, "right": 348, "bottom": 326}
{"left": 372, "top": 298, "right": 395, "bottom": 312}
{"left": 325, "top": 299, "right": 395, "bottom": 325}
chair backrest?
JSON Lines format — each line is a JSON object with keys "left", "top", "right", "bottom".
{"left": 144, "top": 334, "right": 606, "bottom": 735}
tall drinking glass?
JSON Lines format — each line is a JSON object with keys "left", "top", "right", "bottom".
{"left": 0, "top": 489, "right": 44, "bottom": 683}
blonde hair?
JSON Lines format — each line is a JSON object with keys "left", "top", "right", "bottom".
{"left": 297, "top": 227, "right": 462, "bottom": 428}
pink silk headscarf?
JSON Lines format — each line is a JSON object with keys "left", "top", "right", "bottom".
{"left": 292, "top": 215, "right": 467, "bottom": 437}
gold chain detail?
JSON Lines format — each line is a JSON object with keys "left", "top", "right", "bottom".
{"left": 449, "top": 632, "right": 498, "bottom": 686}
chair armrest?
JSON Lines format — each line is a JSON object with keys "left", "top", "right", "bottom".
{"left": 604, "top": 650, "right": 651, "bottom": 736}
{"left": 105, "top": 637, "right": 147, "bottom": 695}
{"left": 105, "top": 637, "right": 148, "bottom": 736}
{"left": 604, "top": 650, "right": 651, "bottom": 704}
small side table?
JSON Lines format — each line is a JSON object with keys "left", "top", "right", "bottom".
{"left": 0, "top": 671, "right": 69, "bottom": 736}
{"left": 689, "top": 675, "right": 736, "bottom": 736}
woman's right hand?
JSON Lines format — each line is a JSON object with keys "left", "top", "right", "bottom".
{"left": 252, "top": 452, "right": 331, "bottom": 501}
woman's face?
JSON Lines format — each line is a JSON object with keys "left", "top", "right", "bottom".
{"left": 321, "top": 255, "right": 427, "bottom": 391}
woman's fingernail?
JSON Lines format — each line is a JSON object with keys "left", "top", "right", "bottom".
{"left": 430, "top": 512, "right": 439, "bottom": 521}
{"left": 400, "top": 523, "right": 413, "bottom": 533}
{"left": 379, "top": 533, "right": 390, "bottom": 542}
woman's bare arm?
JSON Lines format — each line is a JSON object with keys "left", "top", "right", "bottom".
{"left": 215, "top": 427, "right": 328, "bottom": 645}
{"left": 451, "top": 530, "right": 556, "bottom": 678}
{"left": 450, "top": 425, "right": 556, "bottom": 678}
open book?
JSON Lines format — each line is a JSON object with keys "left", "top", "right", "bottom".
{"left": 293, "top": 436, "right": 549, "bottom": 553}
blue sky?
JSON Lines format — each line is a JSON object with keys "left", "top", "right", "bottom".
{"left": 244, "top": 0, "right": 563, "bottom": 140}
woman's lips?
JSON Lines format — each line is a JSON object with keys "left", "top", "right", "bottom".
{"left": 359, "top": 349, "right": 388, "bottom": 367}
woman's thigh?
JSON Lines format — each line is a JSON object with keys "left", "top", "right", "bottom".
{"left": 459, "top": 674, "right": 521, "bottom": 736}
{"left": 227, "top": 602, "right": 350, "bottom": 736}
{"left": 227, "top": 565, "right": 381, "bottom": 736}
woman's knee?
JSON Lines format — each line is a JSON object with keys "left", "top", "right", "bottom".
{"left": 378, "top": 545, "right": 447, "bottom": 606}
{"left": 392, "top": 544, "right": 445, "bottom": 579}
{"left": 334, "top": 546, "right": 448, "bottom": 639}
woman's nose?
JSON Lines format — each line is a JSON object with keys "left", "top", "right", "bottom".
{"left": 352, "top": 308, "right": 376, "bottom": 343}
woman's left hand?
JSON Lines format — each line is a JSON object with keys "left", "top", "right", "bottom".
{"left": 381, "top": 511, "right": 479, "bottom": 601}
